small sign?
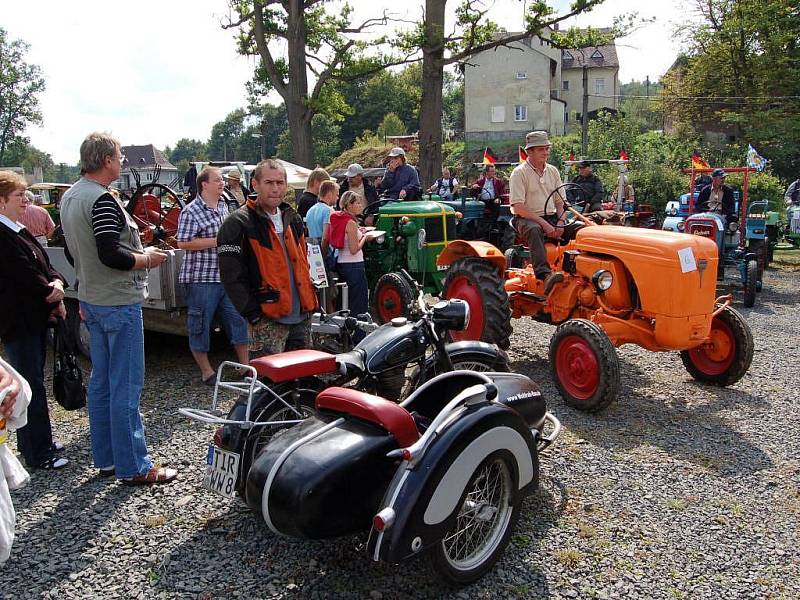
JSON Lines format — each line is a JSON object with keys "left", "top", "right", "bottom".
{"left": 678, "top": 247, "right": 697, "bottom": 273}
{"left": 307, "top": 243, "right": 329, "bottom": 288}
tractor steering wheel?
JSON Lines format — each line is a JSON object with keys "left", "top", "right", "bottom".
{"left": 541, "top": 182, "right": 595, "bottom": 230}
{"left": 358, "top": 196, "right": 395, "bottom": 226}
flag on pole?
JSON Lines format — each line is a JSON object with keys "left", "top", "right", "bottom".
{"left": 568, "top": 149, "right": 576, "bottom": 171}
{"left": 691, "top": 150, "right": 710, "bottom": 169}
{"left": 518, "top": 146, "right": 528, "bottom": 163}
{"left": 483, "top": 147, "right": 498, "bottom": 165}
{"left": 619, "top": 149, "right": 629, "bottom": 161}
{"left": 746, "top": 144, "right": 767, "bottom": 172}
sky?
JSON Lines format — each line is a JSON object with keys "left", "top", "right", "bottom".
{"left": 4, "top": 0, "right": 691, "bottom": 165}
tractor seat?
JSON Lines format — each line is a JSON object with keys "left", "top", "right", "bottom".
{"left": 249, "top": 349, "right": 338, "bottom": 382}
{"left": 315, "top": 387, "right": 420, "bottom": 447}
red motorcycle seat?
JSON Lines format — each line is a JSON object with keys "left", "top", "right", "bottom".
{"left": 316, "top": 387, "right": 420, "bottom": 447}
{"left": 249, "top": 350, "right": 337, "bottom": 382}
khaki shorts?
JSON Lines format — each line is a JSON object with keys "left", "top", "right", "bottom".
{"left": 248, "top": 317, "right": 312, "bottom": 357}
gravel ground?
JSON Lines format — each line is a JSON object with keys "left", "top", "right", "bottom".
{"left": 4, "top": 262, "right": 800, "bottom": 599}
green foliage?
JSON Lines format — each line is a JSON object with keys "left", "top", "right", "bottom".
{"left": 442, "top": 72, "right": 464, "bottom": 131}
{"left": 310, "top": 113, "right": 342, "bottom": 167}
{"left": 207, "top": 109, "right": 248, "bottom": 161}
{"left": 165, "top": 138, "right": 207, "bottom": 176}
{"left": 335, "top": 66, "right": 422, "bottom": 149}
{"left": 376, "top": 113, "right": 407, "bottom": 139}
{"left": 0, "top": 28, "right": 46, "bottom": 164}
{"left": 663, "top": 0, "right": 800, "bottom": 180}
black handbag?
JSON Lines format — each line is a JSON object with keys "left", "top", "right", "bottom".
{"left": 52, "top": 318, "right": 87, "bottom": 411}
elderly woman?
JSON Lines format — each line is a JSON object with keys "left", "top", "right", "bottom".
{"left": 0, "top": 171, "right": 68, "bottom": 471}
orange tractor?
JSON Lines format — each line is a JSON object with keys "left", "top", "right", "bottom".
{"left": 437, "top": 215, "right": 754, "bottom": 412}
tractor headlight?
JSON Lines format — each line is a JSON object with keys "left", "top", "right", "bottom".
{"left": 727, "top": 220, "right": 738, "bottom": 233}
{"left": 669, "top": 207, "right": 678, "bottom": 216}
{"left": 677, "top": 221, "right": 686, "bottom": 232}
{"left": 592, "top": 269, "right": 614, "bottom": 291}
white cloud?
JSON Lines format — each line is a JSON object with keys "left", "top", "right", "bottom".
{"left": 6, "top": 0, "right": 687, "bottom": 165}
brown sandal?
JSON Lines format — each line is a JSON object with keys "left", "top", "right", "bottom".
{"left": 120, "top": 466, "right": 178, "bottom": 486}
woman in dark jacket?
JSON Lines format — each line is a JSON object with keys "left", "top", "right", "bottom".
{"left": 0, "top": 171, "right": 68, "bottom": 470}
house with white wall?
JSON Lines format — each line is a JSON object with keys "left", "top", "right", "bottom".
{"left": 118, "top": 144, "right": 178, "bottom": 192}
{"left": 464, "top": 32, "right": 566, "bottom": 143}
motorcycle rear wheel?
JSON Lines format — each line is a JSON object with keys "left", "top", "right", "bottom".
{"left": 429, "top": 452, "right": 520, "bottom": 586}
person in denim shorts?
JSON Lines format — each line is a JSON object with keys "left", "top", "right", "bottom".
{"left": 177, "top": 167, "right": 249, "bottom": 385}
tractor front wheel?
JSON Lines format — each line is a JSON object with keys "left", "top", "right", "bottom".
{"left": 372, "top": 272, "right": 415, "bottom": 324}
{"left": 680, "top": 305, "right": 753, "bottom": 386}
{"left": 443, "top": 258, "right": 512, "bottom": 350}
{"left": 742, "top": 259, "right": 758, "bottom": 308}
{"left": 549, "top": 319, "right": 620, "bottom": 412}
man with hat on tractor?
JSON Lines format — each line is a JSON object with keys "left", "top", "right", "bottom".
{"left": 697, "top": 168, "right": 736, "bottom": 222}
{"left": 340, "top": 162, "right": 380, "bottom": 225}
{"left": 508, "top": 131, "right": 574, "bottom": 294}
{"left": 568, "top": 160, "right": 605, "bottom": 213}
{"left": 377, "top": 147, "right": 421, "bottom": 200}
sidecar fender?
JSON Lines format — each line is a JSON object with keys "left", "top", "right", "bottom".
{"left": 367, "top": 402, "right": 538, "bottom": 564}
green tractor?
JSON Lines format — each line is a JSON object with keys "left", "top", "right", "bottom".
{"left": 365, "top": 198, "right": 457, "bottom": 322}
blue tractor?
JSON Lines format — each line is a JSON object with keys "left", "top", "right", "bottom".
{"left": 681, "top": 168, "right": 768, "bottom": 308}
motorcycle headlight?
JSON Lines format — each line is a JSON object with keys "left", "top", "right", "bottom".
{"left": 432, "top": 299, "right": 470, "bottom": 331}
{"left": 592, "top": 269, "right": 613, "bottom": 291}
{"left": 677, "top": 221, "right": 686, "bottom": 232}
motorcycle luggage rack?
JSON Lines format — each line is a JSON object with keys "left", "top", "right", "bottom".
{"left": 178, "top": 360, "right": 309, "bottom": 430}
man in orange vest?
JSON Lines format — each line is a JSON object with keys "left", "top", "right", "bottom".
{"left": 217, "top": 159, "right": 319, "bottom": 356}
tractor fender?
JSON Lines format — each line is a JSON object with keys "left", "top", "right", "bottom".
{"left": 437, "top": 239, "right": 506, "bottom": 272}
{"left": 367, "top": 403, "right": 538, "bottom": 564}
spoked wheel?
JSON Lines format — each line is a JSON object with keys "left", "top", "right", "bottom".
{"left": 240, "top": 379, "right": 321, "bottom": 505}
{"left": 406, "top": 351, "right": 509, "bottom": 396}
{"left": 372, "top": 272, "right": 415, "bottom": 324}
{"left": 742, "top": 259, "right": 758, "bottom": 308}
{"left": 549, "top": 319, "right": 620, "bottom": 412}
{"left": 429, "top": 452, "right": 520, "bottom": 586}
{"left": 680, "top": 305, "right": 753, "bottom": 386}
{"left": 126, "top": 183, "right": 185, "bottom": 245}
{"left": 443, "top": 258, "right": 512, "bottom": 349}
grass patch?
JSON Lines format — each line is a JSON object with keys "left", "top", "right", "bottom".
{"left": 577, "top": 524, "right": 597, "bottom": 539}
{"left": 555, "top": 548, "right": 583, "bottom": 568}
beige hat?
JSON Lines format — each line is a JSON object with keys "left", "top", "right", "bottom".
{"left": 225, "top": 170, "right": 242, "bottom": 182}
{"left": 387, "top": 147, "right": 406, "bottom": 158}
{"left": 344, "top": 163, "right": 365, "bottom": 178}
{"left": 524, "top": 131, "right": 552, "bottom": 150}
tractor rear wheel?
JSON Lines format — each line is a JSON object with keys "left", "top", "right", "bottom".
{"left": 372, "top": 272, "right": 415, "bottom": 324}
{"left": 680, "top": 305, "right": 753, "bottom": 386}
{"left": 549, "top": 319, "right": 620, "bottom": 412}
{"left": 742, "top": 259, "right": 758, "bottom": 308}
{"left": 443, "top": 258, "right": 512, "bottom": 350}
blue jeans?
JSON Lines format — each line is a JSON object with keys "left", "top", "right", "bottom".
{"left": 336, "top": 261, "right": 369, "bottom": 343}
{"left": 4, "top": 331, "right": 54, "bottom": 467}
{"left": 80, "top": 302, "right": 152, "bottom": 479}
{"left": 185, "top": 283, "right": 249, "bottom": 353}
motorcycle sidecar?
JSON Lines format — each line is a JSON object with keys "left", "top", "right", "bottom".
{"left": 246, "top": 370, "right": 561, "bottom": 585}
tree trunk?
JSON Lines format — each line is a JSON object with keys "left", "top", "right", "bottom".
{"left": 286, "top": 0, "right": 314, "bottom": 167}
{"left": 417, "top": 0, "right": 447, "bottom": 189}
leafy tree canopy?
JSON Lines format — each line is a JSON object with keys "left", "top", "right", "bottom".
{"left": 0, "top": 28, "right": 46, "bottom": 165}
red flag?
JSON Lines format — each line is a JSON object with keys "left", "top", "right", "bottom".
{"left": 518, "top": 146, "right": 528, "bottom": 163}
{"left": 619, "top": 149, "right": 629, "bottom": 161}
{"left": 483, "top": 147, "right": 498, "bottom": 165}
{"left": 568, "top": 149, "right": 575, "bottom": 161}
{"left": 691, "top": 150, "right": 710, "bottom": 169}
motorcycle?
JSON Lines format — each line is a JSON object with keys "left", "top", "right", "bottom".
{"left": 247, "top": 369, "right": 561, "bottom": 585}
{"left": 180, "top": 293, "right": 508, "bottom": 505}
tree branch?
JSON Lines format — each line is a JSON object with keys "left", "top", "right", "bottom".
{"left": 252, "top": 0, "right": 288, "bottom": 100}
